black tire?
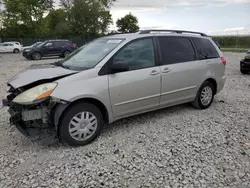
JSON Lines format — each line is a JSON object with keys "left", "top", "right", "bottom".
{"left": 13, "top": 48, "right": 20, "bottom": 53}
{"left": 240, "top": 69, "right": 249, "bottom": 74}
{"left": 63, "top": 51, "right": 71, "bottom": 57}
{"left": 192, "top": 81, "right": 215, "bottom": 109}
{"left": 31, "top": 52, "right": 41, "bottom": 60}
{"left": 59, "top": 102, "right": 104, "bottom": 146}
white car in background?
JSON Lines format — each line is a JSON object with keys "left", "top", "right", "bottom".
{"left": 0, "top": 42, "right": 22, "bottom": 53}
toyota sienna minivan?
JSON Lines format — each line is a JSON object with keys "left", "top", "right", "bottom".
{"left": 2, "top": 30, "right": 226, "bottom": 146}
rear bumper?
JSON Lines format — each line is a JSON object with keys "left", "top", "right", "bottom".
{"left": 217, "top": 75, "right": 226, "bottom": 94}
{"left": 240, "top": 59, "right": 250, "bottom": 70}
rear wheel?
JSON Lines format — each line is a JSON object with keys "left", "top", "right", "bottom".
{"left": 31, "top": 52, "right": 41, "bottom": 60}
{"left": 240, "top": 69, "right": 249, "bottom": 74}
{"left": 13, "top": 48, "right": 20, "bottom": 53}
{"left": 59, "top": 102, "right": 104, "bottom": 146}
{"left": 63, "top": 51, "right": 71, "bottom": 57}
{"left": 192, "top": 81, "right": 215, "bottom": 109}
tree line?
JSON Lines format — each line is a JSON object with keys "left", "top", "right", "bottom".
{"left": 0, "top": 0, "right": 140, "bottom": 39}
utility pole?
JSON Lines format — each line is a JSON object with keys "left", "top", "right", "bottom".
{"left": 235, "top": 30, "right": 239, "bottom": 49}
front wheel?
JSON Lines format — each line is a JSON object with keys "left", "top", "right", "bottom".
{"left": 32, "top": 52, "right": 41, "bottom": 60}
{"left": 59, "top": 102, "right": 104, "bottom": 146}
{"left": 192, "top": 81, "right": 215, "bottom": 109}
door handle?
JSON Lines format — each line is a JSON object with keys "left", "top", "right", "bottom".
{"left": 150, "top": 70, "right": 160, "bottom": 76}
{"left": 162, "top": 68, "right": 171, "bottom": 73}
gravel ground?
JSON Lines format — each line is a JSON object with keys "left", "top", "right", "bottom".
{"left": 0, "top": 53, "right": 250, "bottom": 188}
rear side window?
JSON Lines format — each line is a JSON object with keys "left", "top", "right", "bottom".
{"left": 191, "top": 38, "right": 219, "bottom": 60}
{"left": 157, "top": 37, "right": 196, "bottom": 65}
{"left": 54, "top": 41, "right": 63, "bottom": 47}
{"left": 64, "top": 41, "right": 72, "bottom": 46}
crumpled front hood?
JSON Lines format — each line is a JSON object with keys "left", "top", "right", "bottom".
{"left": 8, "top": 64, "right": 78, "bottom": 89}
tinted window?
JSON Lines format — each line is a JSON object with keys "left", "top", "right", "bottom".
{"left": 113, "top": 38, "right": 155, "bottom": 71}
{"left": 158, "top": 37, "right": 195, "bottom": 65}
{"left": 3, "top": 43, "right": 13, "bottom": 46}
{"left": 54, "top": 41, "right": 63, "bottom": 47}
{"left": 63, "top": 41, "right": 72, "bottom": 46}
{"left": 192, "top": 38, "right": 219, "bottom": 60}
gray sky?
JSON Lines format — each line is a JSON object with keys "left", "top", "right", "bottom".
{"left": 55, "top": 0, "right": 250, "bottom": 35}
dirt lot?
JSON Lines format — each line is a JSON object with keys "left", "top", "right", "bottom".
{"left": 0, "top": 53, "right": 250, "bottom": 188}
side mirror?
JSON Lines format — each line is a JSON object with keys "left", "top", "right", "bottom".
{"left": 110, "top": 61, "right": 129, "bottom": 74}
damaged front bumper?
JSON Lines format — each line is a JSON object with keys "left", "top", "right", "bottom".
{"left": 2, "top": 96, "right": 59, "bottom": 137}
{"left": 9, "top": 99, "right": 54, "bottom": 137}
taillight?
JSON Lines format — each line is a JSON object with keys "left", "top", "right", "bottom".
{"left": 221, "top": 57, "right": 226, "bottom": 66}
{"left": 72, "top": 43, "right": 77, "bottom": 49}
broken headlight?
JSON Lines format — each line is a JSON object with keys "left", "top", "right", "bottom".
{"left": 13, "top": 83, "right": 57, "bottom": 105}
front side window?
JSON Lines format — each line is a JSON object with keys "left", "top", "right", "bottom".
{"left": 191, "top": 37, "right": 219, "bottom": 60}
{"left": 113, "top": 38, "right": 155, "bottom": 71}
{"left": 157, "top": 36, "right": 196, "bottom": 65}
{"left": 61, "top": 38, "right": 125, "bottom": 70}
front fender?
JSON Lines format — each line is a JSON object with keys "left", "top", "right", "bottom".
{"left": 50, "top": 68, "right": 114, "bottom": 123}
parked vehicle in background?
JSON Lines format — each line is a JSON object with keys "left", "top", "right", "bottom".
{"left": 0, "top": 42, "right": 22, "bottom": 53}
{"left": 22, "top": 42, "right": 43, "bottom": 51}
{"left": 22, "top": 40, "right": 77, "bottom": 60}
{"left": 4, "top": 41, "right": 22, "bottom": 46}
{"left": 2, "top": 30, "right": 226, "bottom": 146}
{"left": 240, "top": 50, "right": 250, "bottom": 74}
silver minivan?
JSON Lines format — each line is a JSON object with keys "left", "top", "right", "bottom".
{"left": 2, "top": 30, "right": 226, "bottom": 146}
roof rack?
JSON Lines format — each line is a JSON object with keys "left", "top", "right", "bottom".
{"left": 139, "top": 29, "right": 207, "bottom": 36}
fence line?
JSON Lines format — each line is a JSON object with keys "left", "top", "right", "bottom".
{"left": 1, "top": 35, "right": 250, "bottom": 49}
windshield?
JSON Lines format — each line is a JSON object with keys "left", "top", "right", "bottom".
{"left": 36, "top": 41, "right": 46, "bottom": 48}
{"left": 62, "top": 38, "right": 124, "bottom": 69}
{"left": 33, "top": 42, "right": 42, "bottom": 47}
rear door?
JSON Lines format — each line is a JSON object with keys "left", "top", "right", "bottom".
{"left": 108, "top": 37, "right": 161, "bottom": 118}
{"left": 62, "top": 41, "right": 73, "bottom": 52}
{"left": 54, "top": 41, "right": 65, "bottom": 54}
{"left": 42, "top": 41, "right": 59, "bottom": 56}
{"left": 157, "top": 36, "right": 207, "bottom": 107}
{"left": 190, "top": 37, "right": 223, "bottom": 81}
{"left": 5, "top": 43, "right": 14, "bottom": 52}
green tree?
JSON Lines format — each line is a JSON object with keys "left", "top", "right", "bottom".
{"left": 46, "top": 9, "right": 70, "bottom": 38}
{"left": 69, "top": 0, "right": 113, "bottom": 37}
{"left": 1, "top": 0, "right": 53, "bottom": 37}
{"left": 116, "top": 13, "right": 140, "bottom": 33}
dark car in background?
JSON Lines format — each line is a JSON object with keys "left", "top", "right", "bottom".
{"left": 23, "top": 40, "right": 77, "bottom": 60}
{"left": 240, "top": 50, "right": 250, "bottom": 74}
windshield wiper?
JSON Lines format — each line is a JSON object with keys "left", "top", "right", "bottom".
{"left": 52, "top": 61, "right": 70, "bottom": 69}
{"left": 59, "top": 64, "right": 70, "bottom": 69}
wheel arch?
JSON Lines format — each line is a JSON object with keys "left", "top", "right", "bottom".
{"left": 204, "top": 78, "right": 217, "bottom": 94}
{"left": 13, "top": 48, "right": 20, "bottom": 53}
{"left": 53, "top": 97, "right": 110, "bottom": 135}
